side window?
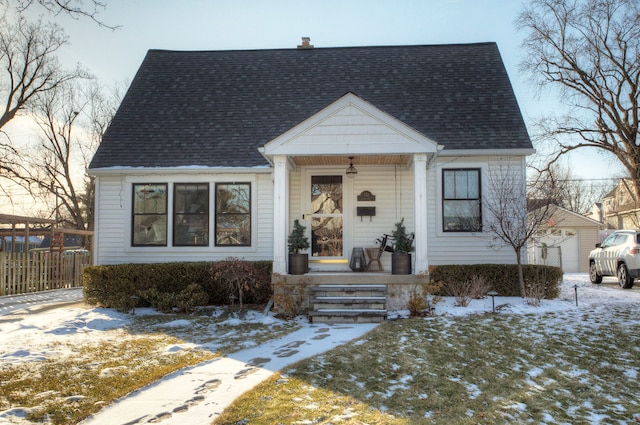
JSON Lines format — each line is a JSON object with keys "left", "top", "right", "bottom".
{"left": 132, "top": 184, "right": 167, "bottom": 246}
{"left": 442, "top": 169, "right": 481, "bottom": 232}
{"left": 614, "top": 234, "right": 628, "bottom": 246}
{"left": 174, "top": 183, "right": 209, "bottom": 246}
{"left": 601, "top": 233, "right": 619, "bottom": 248}
{"left": 215, "top": 183, "right": 251, "bottom": 246}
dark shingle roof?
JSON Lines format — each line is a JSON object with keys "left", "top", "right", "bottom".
{"left": 90, "top": 43, "right": 532, "bottom": 169}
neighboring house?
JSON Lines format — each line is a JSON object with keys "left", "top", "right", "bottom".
{"left": 89, "top": 41, "right": 533, "bottom": 311}
{"left": 528, "top": 205, "right": 602, "bottom": 273}
{"left": 601, "top": 178, "right": 640, "bottom": 230}
{"left": 586, "top": 202, "right": 603, "bottom": 224}
{"left": 1, "top": 236, "right": 43, "bottom": 252}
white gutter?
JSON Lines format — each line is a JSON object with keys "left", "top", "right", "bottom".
{"left": 88, "top": 165, "right": 273, "bottom": 176}
{"left": 438, "top": 148, "right": 536, "bottom": 157}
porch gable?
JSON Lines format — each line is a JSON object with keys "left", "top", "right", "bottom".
{"left": 260, "top": 92, "right": 443, "bottom": 158}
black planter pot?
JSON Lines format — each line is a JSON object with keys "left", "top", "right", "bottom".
{"left": 391, "top": 253, "right": 412, "bottom": 275}
{"left": 289, "top": 253, "right": 308, "bottom": 275}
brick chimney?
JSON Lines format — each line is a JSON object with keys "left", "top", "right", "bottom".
{"left": 297, "top": 37, "right": 314, "bottom": 49}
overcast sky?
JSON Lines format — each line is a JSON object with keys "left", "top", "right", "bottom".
{"left": 17, "top": 0, "right": 627, "bottom": 180}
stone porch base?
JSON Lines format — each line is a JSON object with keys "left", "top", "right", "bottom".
{"left": 271, "top": 272, "right": 430, "bottom": 316}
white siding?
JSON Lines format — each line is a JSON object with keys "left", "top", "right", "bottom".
{"left": 290, "top": 164, "right": 414, "bottom": 271}
{"left": 95, "top": 154, "right": 526, "bottom": 267}
{"left": 94, "top": 172, "right": 274, "bottom": 265}
{"left": 426, "top": 156, "right": 518, "bottom": 265}
{"left": 292, "top": 105, "right": 423, "bottom": 148}
{"left": 94, "top": 175, "right": 127, "bottom": 265}
{"left": 350, "top": 165, "right": 414, "bottom": 271}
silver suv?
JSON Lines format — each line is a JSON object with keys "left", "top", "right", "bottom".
{"left": 589, "top": 230, "right": 640, "bottom": 288}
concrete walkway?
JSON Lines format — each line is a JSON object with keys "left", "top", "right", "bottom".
{"left": 0, "top": 288, "right": 378, "bottom": 425}
{"left": 80, "top": 322, "right": 377, "bottom": 425}
{"left": 0, "top": 287, "right": 84, "bottom": 316}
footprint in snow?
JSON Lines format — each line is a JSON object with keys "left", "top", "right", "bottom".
{"left": 234, "top": 367, "right": 258, "bottom": 379}
{"left": 247, "top": 357, "right": 271, "bottom": 367}
{"left": 275, "top": 349, "right": 299, "bottom": 358}
{"left": 172, "top": 395, "right": 206, "bottom": 414}
{"left": 195, "top": 378, "right": 221, "bottom": 394}
{"left": 273, "top": 340, "right": 304, "bottom": 355}
{"left": 311, "top": 333, "right": 330, "bottom": 340}
{"left": 146, "top": 411, "right": 172, "bottom": 423}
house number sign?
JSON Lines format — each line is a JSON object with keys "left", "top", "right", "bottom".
{"left": 357, "top": 191, "right": 376, "bottom": 202}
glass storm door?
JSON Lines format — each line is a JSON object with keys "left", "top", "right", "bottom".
{"left": 309, "top": 175, "right": 344, "bottom": 259}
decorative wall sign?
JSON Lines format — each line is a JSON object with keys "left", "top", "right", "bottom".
{"left": 357, "top": 191, "right": 376, "bottom": 202}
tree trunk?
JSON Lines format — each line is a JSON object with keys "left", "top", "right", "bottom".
{"left": 516, "top": 248, "right": 525, "bottom": 298}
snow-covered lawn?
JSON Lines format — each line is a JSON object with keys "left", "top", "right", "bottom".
{"left": 1, "top": 273, "right": 640, "bottom": 424}
{"left": 217, "top": 274, "right": 640, "bottom": 424}
{"left": 0, "top": 303, "right": 301, "bottom": 424}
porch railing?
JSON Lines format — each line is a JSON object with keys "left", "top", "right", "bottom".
{"left": 0, "top": 250, "right": 92, "bottom": 296}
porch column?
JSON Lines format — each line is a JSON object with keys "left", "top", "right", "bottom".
{"left": 414, "top": 153, "right": 428, "bottom": 274}
{"left": 272, "top": 155, "right": 289, "bottom": 274}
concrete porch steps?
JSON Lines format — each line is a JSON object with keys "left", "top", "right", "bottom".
{"left": 309, "top": 284, "right": 387, "bottom": 324}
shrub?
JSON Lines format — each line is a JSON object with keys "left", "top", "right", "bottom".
{"left": 429, "top": 264, "right": 562, "bottom": 299}
{"left": 442, "top": 275, "right": 489, "bottom": 307}
{"left": 83, "top": 260, "right": 273, "bottom": 312}
{"left": 209, "top": 257, "right": 264, "bottom": 310}
{"left": 139, "top": 283, "right": 209, "bottom": 313}
{"left": 408, "top": 277, "right": 443, "bottom": 317}
{"left": 524, "top": 266, "right": 555, "bottom": 306}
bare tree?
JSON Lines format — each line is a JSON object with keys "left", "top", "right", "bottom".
{"left": 79, "top": 80, "right": 125, "bottom": 231}
{"left": 1, "top": 0, "right": 117, "bottom": 28}
{"left": 3, "top": 79, "right": 120, "bottom": 229}
{"left": 528, "top": 161, "right": 616, "bottom": 214}
{"left": 516, "top": 0, "right": 640, "bottom": 199}
{"left": 0, "top": 15, "right": 88, "bottom": 132}
{"left": 485, "top": 159, "right": 557, "bottom": 298}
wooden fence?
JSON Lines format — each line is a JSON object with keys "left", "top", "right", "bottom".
{"left": 0, "top": 250, "right": 92, "bottom": 296}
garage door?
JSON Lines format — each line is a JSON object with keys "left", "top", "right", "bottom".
{"left": 538, "top": 228, "right": 579, "bottom": 273}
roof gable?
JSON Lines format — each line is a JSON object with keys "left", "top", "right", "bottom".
{"left": 262, "top": 93, "right": 442, "bottom": 157}
{"left": 90, "top": 43, "right": 532, "bottom": 170}
{"left": 531, "top": 205, "right": 602, "bottom": 228}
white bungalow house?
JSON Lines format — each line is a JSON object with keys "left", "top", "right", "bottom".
{"left": 89, "top": 41, "right": 534, "bottom": 320}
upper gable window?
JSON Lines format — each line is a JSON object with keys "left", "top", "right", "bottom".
{"left": 215, "top": 183, "right": 251, "bottom": 246}
{"left": 442, "top": 169, "right": 482, "bottom": 232}
{"left": 132, "top": 184, "right": 167, "bottom": 246}
{"left": 174, "top": 183, "right": 209, "bottom": 246}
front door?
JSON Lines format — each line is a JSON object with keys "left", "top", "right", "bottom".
{"left": 308, "top": 174, "right": 347, "bottom": 269}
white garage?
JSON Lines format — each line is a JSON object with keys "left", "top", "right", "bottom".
{"left": 529, "top": 206, "right": 602, "bottom": 273}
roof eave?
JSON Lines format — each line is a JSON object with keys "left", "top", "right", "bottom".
{"left": 88, "top": 165, "right": 272, "bottom": 176}
{"left": 438, "top": 148, "right": 536, "bottom": 157}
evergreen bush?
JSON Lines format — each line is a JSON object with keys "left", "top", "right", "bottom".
{"left": 429, "top": 264, "right": 562, "bottom": 298}
{"left": 83, "top": 260, "right": 273, "bottom": 312}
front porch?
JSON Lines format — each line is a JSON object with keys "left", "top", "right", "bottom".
{"left": 260, "top": 93, "right": 444, "bottom": 281}
{"left": 272, "top": 271, "right": 430, "bottom": 323}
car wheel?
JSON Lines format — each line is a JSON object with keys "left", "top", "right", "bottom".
{"left": 589, "top": 262, "right": 603, "bottom": 284}
{"left": 618, "top": 263, "right": 634, "bottom": 289}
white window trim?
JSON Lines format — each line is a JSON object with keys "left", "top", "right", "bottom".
{"left": 123, "top": 174, "right": 258, "bottom": 254}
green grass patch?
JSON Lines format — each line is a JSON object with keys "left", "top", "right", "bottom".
{"left": 0, "top": 307, "right": 301, "bottom": 425}
{"left": 0, "top": 334, "right": 215, "bottom": 424}
{"left": 214, "top": 306, "right": 640, "bottom": 424}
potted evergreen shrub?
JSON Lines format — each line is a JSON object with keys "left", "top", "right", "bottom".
{"left": 391, "top": 218, "right": 413, "bottom": 275}
{"left": 288, "top": 219, "right": 310, "bottom": 275}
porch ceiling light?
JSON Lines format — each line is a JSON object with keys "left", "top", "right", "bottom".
{"left": 346, "top": 156, "right": 358, "bottom": 178}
